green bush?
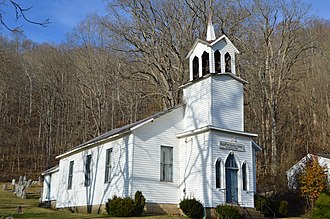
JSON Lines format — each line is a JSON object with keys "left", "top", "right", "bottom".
{"left": 215, "top": 205, "right": 240, "bottom": 219}
{"left": 255, "top": 195, "right": 289, "bottom": 217}
{"left": 106, "top": 191, "right": 146, "bottom": 217}
{"left": 255, "top": 195, "right": 274, "bottom": 216}
{"left": 310, "top": 190, "right": 330, "bottom": 219}
{"left": 133, "top": 190, "right": 146, "bottom": 216}
{"left": 179, "top": 198, "right": 204, "bottom": 218}
{"left": 278, "top": 201, "right": 288, "bottom": 217}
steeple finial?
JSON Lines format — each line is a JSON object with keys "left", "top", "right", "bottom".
{"left": 206, "top": 13, "right": 216, "bottom": 41}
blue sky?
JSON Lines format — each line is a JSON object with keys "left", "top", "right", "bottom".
{"left": 0, "top": 0, "right": 107, "bottom": 43}
{"left": 0, "top": 0, "right": 329, "bottom": 44}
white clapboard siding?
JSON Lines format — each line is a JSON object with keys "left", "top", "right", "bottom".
{"left": 42, "top": 170, "right": 59, "bottom": 202}
{"left": 131, "top": 106, "right": 184, "bottom": 204}
{"left": 211, "top": 75, "right": 244, "bottom": 131}
{"left": 178, "top": 132, "right": 213, "bottom": 207}
{"left": 183, "top": 74, "right": 244, "bottom": 132}
{"left": 55, "top": 135, "right": 134, "bottom": 208}
{"left": 211, "top": 131, "right": 254, "bottom": 208}
{"left": 183, "top": 77, "right": 211, "bottom": 131}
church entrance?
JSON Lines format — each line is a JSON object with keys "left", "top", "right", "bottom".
{"left": 225, "top": 154, "right": 238, "bottom": 203}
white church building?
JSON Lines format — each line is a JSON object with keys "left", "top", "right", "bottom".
{"left": 42, "top": 22, "right": 261, "bottom": 214}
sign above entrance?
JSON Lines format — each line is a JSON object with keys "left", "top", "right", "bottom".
{"left": 219, "top": 141, "right": 245, "bottom": 152}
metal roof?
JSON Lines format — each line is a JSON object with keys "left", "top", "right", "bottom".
{"left": 42, "top": 165, "right": 59, "bottom": 175}
{"left": 56, "top": 104, "right": 184, "bottom": 159}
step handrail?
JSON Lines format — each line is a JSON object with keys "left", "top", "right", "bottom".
{"left": 225, "top": 189, "right": 253, "bottom": 219}
{"left": 255, "top": 193, "right": 275, "bottom": 219}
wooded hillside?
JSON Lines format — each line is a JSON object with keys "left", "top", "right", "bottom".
{"left": 0, "top": 0, "right": 329, "bottom": 190}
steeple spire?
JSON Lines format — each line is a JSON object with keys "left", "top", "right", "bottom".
{"left": 206, "top": 14, "right": 216, "bottom": 41}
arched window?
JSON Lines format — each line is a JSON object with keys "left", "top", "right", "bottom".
{"left": 214, "top": 50, "right": 221, "bottom": 73}
{"left": 242, "top": 163, "right": 247, "bottom": 191}
{"left": 215, "top": 158, "right": 221, "bottom": 188}
{"left": 225, "top": 52, "right": 231, "bottom": 73}
{"left": 225, "top": 153, "right": 238, "bottom": 169}
{"left": 202, "top": 51, "right": 209, "bottom": 76}
{"left": 193, "top": 56, "right": 199, "bottom": 80}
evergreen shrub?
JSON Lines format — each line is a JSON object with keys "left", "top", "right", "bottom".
{"left": 215, "top": 205, "right": 240, "bottom": 219}
{"left": 133, "top": 190, "right": 146, "bottom": 216}
{"left": 278, "top": 201, "right": 288, "bottom": 217}
{"left": 179, "top": 198, "right": 204, "bottom": 218}
{"left": 106, "top": 191, "right": 146, "bottom": 217}
{"left": 310, "top": 190, "right": 330, "bottom": 219}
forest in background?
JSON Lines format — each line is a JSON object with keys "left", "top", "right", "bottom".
{"left": 0, "top": 0, "right": 329, "bottom": 192}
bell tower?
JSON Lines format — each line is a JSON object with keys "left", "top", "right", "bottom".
{"left": 187, "top": 20, "right": 239, "bottom": 81}
{"left": 183, "top": 20, "right": 246, "bottom": 132}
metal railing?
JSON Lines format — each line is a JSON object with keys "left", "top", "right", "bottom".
{"left": 219, "top": 189, "right": 253, "bottom": 219}
{"left": 229, "top": 191, "right": 253, "bottom": 219}
{"left": 255, "top": 193, "right": 276, "bottom": 219}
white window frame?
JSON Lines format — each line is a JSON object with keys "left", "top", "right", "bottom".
{"left": 68, "top": 160, "right": 74, "bottom": 190}
{"left": 160, "top": 146, "right": 173, "bottom": 182}
{"left": 104, "top": 148, "right": 113, "bottom": 183}
{"left": 85, "top": 154, "right": 92, "bottom": 187}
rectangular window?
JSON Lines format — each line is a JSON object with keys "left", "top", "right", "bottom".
{"left": 85, "top": 154, "right": 92, "bottom": 187}
{"left": 104, "top": 148, "right": 113, "bottom": 183}
{"left": 68, "top": 161, "right": 74, "bottom": 190}
{"left": 160, "top": 146, "right": 173, "bottom": 182}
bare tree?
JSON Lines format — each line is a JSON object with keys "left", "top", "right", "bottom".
{"left": 0, "top": 0, "right": 50, "bottom": 32}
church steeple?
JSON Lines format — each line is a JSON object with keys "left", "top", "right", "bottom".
{"left": 206, "top": 16, "right": 216, "bottom": 41}
{"left": 186, "top": 23, "right": 240, "bottom": 81}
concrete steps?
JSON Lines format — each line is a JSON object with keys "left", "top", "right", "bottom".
{"left": 240, "top": 207, "right": 266, "bottom": 219}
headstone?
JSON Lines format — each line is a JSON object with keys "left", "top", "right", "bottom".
{"left": 11, "top": 179, "right": 15, "bottom": 192}
{"left": 27, "top": 179, "right": 32, "bottom": 188}
{"left": 18, "top": 176, "right": 23, "bottom": 184}
{"left": 2, "top": 184, "right": 7, "bottom": 190}
{"left": 21, "top": 187, "right": 26, "bottom": 199}
{"left": 16, "top": 205, "right": 23, "bottom": 214}
{"left": 14, "top": 183, "right": 19, "bottom": 196}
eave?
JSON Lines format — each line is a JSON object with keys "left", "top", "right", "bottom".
{"left": 176, "top": 125, "right": 257, "bottom": 138}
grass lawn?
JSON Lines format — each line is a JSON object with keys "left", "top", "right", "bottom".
{"left": 0, "top": 183, "right": 179, "bottom": 219}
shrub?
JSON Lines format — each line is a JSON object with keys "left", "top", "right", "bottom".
{"left": 278, "top": 201, "right": 288, "bottom": 217}
{"left": 255, "top": 195, "right": 274, "bottom": 216}
{"left": 215, "top": 205, "right": 240, "bottom": 219}
{"left": 133, "top": 190, "right": 146, "bottom": 216}
{"left": 255, "top": 195, "right": 289, "bottom": 217}
{"left": 106, "top": 191, "right": 146, "bottom": 217}
{"left": 106, "top": 196, "right": 135, "bottom": 216}
{"left": 310, "top": 190, "right": 330, "bottom": 219}
{"left": 180, "top": 198, "right": 204, "bottom": 218}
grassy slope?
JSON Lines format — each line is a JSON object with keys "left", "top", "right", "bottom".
{"left": 0, "top": 183, "right": 178, "bottom": 219}
{"left": 0, "top": 183, "right": 105, "bottom": 218}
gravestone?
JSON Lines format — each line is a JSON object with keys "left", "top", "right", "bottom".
{"left": 11, "top": 179, "right": 15, "bottom": 192}
{"left": 14, "top": 176, "right": 28, "bottom": 198}
{"left": 27, "top": 179, "right": 32, "bottom": 188}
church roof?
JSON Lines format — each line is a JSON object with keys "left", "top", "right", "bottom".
{"left": 176, "top": 125, "right": 258, "bottom": 138}
{"left": 185, "top": 35, "right": 239, "bottom": 59}
{"left": 42, "top": 165, "right": 59, "bottom": 175}
{"left": 56, "top": 104, "right": 184, "bottom": 159}
{"left": 180, "top": 72, "right": 248, "bottom": 89}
